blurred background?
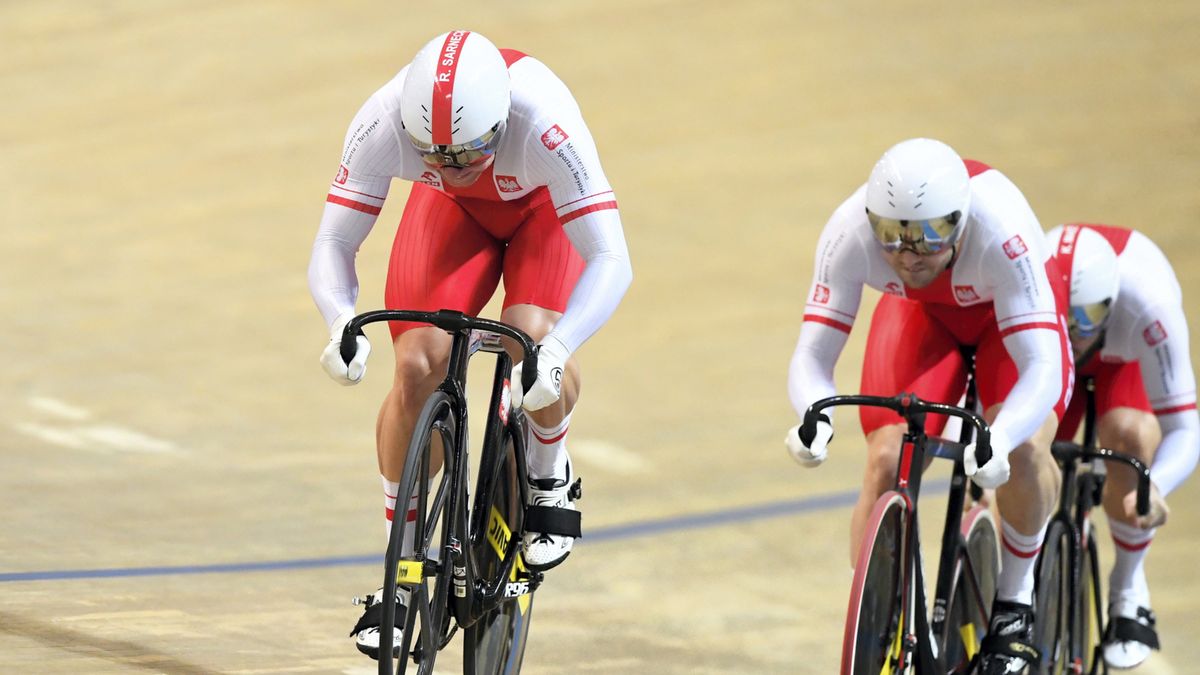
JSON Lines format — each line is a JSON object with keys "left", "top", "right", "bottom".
{"left": 2, "top": 1, "right": 1197, "bottom": 672}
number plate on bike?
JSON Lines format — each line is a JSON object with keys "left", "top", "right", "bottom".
{"left": 396, "top": 560, "right": 424, "bottom": 585}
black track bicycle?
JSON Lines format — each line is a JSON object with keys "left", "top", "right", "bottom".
{"left": 341, "top": 309, "right": 546, "bottom": 675}
{"left": 1031, "top": 376, "right": 1152, "bottom": 674}
{"left": 807, "top": 351, "right": 1000, "bottom": 674}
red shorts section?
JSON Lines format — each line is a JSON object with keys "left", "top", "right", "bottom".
{"left": 1055, "top": 358, "right": 1151, "bottom": 441}
{"left": 859, "top": 295, "right": 1071, "bottom": 436}
{"left": 383, "top": 184, "right": 584, "bottom": 338}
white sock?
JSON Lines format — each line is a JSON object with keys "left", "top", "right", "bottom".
{"left": 382, "top": 475, "right": 420, "bottom": 556}
{"left": 1108, "top": 518, "right": 1154, "bottom": 607}
{"left": 527, "top": 412, "right": 571, "bottom": 481}
{"left": 997, "top": 517, "right": 1048, "bottom": 605}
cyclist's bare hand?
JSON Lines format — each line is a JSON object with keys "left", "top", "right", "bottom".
{"left": 1125, "top": 481, "right": 1169, "bottom": 529}
{"left": 511, "top": 335, "right": 569, "bottom": 411}
{"left": 320, "top": 311, "right": 371, "bottom": 385}
{"left": 785, "top": 416, "right": 832, "bottom": 468}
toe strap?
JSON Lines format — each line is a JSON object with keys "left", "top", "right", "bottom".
{"left": 980, "top": 634, "right": 1041, "bottom": 665}
{"left": 349, "top": 599, "right": 407, "bottom": 637}
{"left": 1106, "top": 608, "right": 1160, "bottom": 650}
{"left": 525, "top": 505, "right": 582, "bottom": 538}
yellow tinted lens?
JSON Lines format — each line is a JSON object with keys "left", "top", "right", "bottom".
{"left": 867, "top": 211, "right": 959, "bottom": 255}
{"left": 1069, "top": 301, "right": 1111, "bottom": 338}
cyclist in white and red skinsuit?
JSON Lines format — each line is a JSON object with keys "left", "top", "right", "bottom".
{"left": 307, "top": 30, "right": 632, "bottom": 659}
{"left": 1047, "top": 223, "right": 1198, "bottom": 668}
{"left": 785, "top": 138, "right": 1073, "bottom": 673}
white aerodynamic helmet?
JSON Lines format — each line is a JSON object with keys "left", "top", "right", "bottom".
{"left": 400, "top": 31, "right": 510, "bottom": 166}
{"left": 865, "top": 138, "right": 972, "bottom": 255}
{"left": 1046, "top": 224, "right": 1120, "bottom": 338}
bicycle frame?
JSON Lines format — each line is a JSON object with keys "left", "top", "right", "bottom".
{"left": 342, "top": 309, "right": 544, "bottom": 669}
{"left": 814, "top": 353, "right": 995, "bottom": 673}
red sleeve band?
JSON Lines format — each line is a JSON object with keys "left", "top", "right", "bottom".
{"left": 1154, "top": 403, "right": 1198, "bottom": 416}
{"left": 803, "top": 314, "right": 853, "bottom": 334}
{"left": 998, "top": 321, "right": 1060, "bottom": 339}
{"left": 558, "top": 200, "right": 618, "bottom": 225}
{"left": 326, "top": 194, "right": 383, "bottom": 216}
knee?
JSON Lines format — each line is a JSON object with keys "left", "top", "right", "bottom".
{"left": 1099, "top": 410, "right": 1160, "bottom": 460}
{"left": 392, "top": 346, "right": 446, "bottom": 406}
{"left": 863, "top": 432, "right": 902, "bottom": 491}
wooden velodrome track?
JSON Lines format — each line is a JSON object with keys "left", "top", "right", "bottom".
{"left": 3, "top": 1, "right": 1198, "bottom": 673}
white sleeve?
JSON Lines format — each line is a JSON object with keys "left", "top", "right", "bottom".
{"left": 523, "top": 109, "right": 631, "bottom": 354}
{"left": 1134, "top": 306, "right": 1200, "bottom": 495}
{"left": 988, "top": 236, "right": 1064, "bottom": 455}
{"left": 991, "top": 327, "right": 1063, "bottom": 454}
{"left": 548, "top": 209, "right": 633, "bottom": 353}
{"left": 307, "top": 97, "right": 399, "bottom": 329}
{"left": 787, "top": 197, "right": 867, "bottom": 420}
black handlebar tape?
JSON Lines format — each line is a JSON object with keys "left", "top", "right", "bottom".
{"left": 973, "top": 428, "right": 993, "bottom": 468}
{"left": 522, "top": 346, "right": 539, "bottom": 393}
{"left": 1136, "top": 475, "right": 1151, "bottom": 517}
{"left": 339, "top": 323, "right": 360, "bottom": 366}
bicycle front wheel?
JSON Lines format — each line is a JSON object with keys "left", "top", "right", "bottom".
{"left": 941, "top": 505, "right": 999, "bottom": 672}
{"left": 842, "top": 492, "right": 911, "bottom": 675}
{"left": 1033, "top": 520, "right": 1071, "bottom": 674}
{"left": 380, "top": 391, "right": 457, "bottom": 675}
{"left": 463, "top": 417, "right": 534, "bottom": 675}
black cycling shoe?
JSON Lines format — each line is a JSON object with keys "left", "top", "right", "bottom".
{"left": 976, "top": 600, "right": 1041, "bottom": 675}
{"left": 350, "top": 587, "right": 409, "bottom": 660}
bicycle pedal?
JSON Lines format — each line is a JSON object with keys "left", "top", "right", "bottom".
{"left": 352, "top": 595, "right": 367, "bottom": 607}
{"left": 569, "top": 478, "right": 583, "bottom": 501}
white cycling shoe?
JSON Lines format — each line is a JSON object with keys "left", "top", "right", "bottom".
{"left": 350, "top": 586, "right": 410, "bottom": 660}
{"left": 1103, "top": 599, "right": 1159, "bottom": 669}
{"left": 522, "top": 461, "right": 582, "bottom": 570}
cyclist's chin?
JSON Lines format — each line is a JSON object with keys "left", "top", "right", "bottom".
{"left": 439, "top": 161, "right": 493, "bottom": 188}
{"left": 894, "top": 266, "right": 942, "bottom": 289}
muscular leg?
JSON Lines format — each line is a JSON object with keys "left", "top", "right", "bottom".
{"left": 1099, "top": 407, "right": 1161, "bottom": 527}
{"left": 849, "top": 423, "right": 906, "bottom": 565}
{"left": 992, "top": 407, "right": 1060, "bottom": 604}
{"left": 1098, "top": 408, "right": 1161, "bottom": 610}
{"left": 376, "top": 326, "right": 453, "bottom": 482}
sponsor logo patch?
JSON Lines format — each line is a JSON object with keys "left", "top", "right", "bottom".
{"left": 1003, "top": 235, "right": 1028, "bottom": 260}
{"left": 811, "top": 283, "right": 831, "bottom": 304}
{"left": 884, "top": 281, "right": 903, "bottom": 296}
{"left": 954, "top": 285, "right": 981, "bottom": 303}
{"left": 541, "top": 125, "right": 569, "bottom": 150}
{"left": 419, "top": 170, "right": 442, "bottom": 188}
{"left": 335, "top": 164, "right": 349, "bottom": 184}
{"left": 496, "top": 174, "right": 523, "bottom": 193}
{"left": 1143, "top": 320, "right": 1168, "bottom": 346}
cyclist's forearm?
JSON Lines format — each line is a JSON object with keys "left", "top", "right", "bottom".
{"left": 308, "top": 205, "right": 377, "bottom": 328}
{"left": 1151, "top": 410, "right": 1200, "bottom": 496}
{"left": 788, "top": 323, "right": 847, "bottom": 419}
{"left": 991, "top": 327, "right": 1062, "bottom": 454}
{"left": 547, "top": 213, "right": 632, "bottom": 353}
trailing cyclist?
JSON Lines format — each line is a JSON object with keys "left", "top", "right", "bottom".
{"left": 785, "top": 138, "right": 1073, "bottom": 673}
{"left": 1046, "top": 223, "right": 1198, "bottom": 668}
{"left": 307, "top": 30, "right": 633, "bottom": 659}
